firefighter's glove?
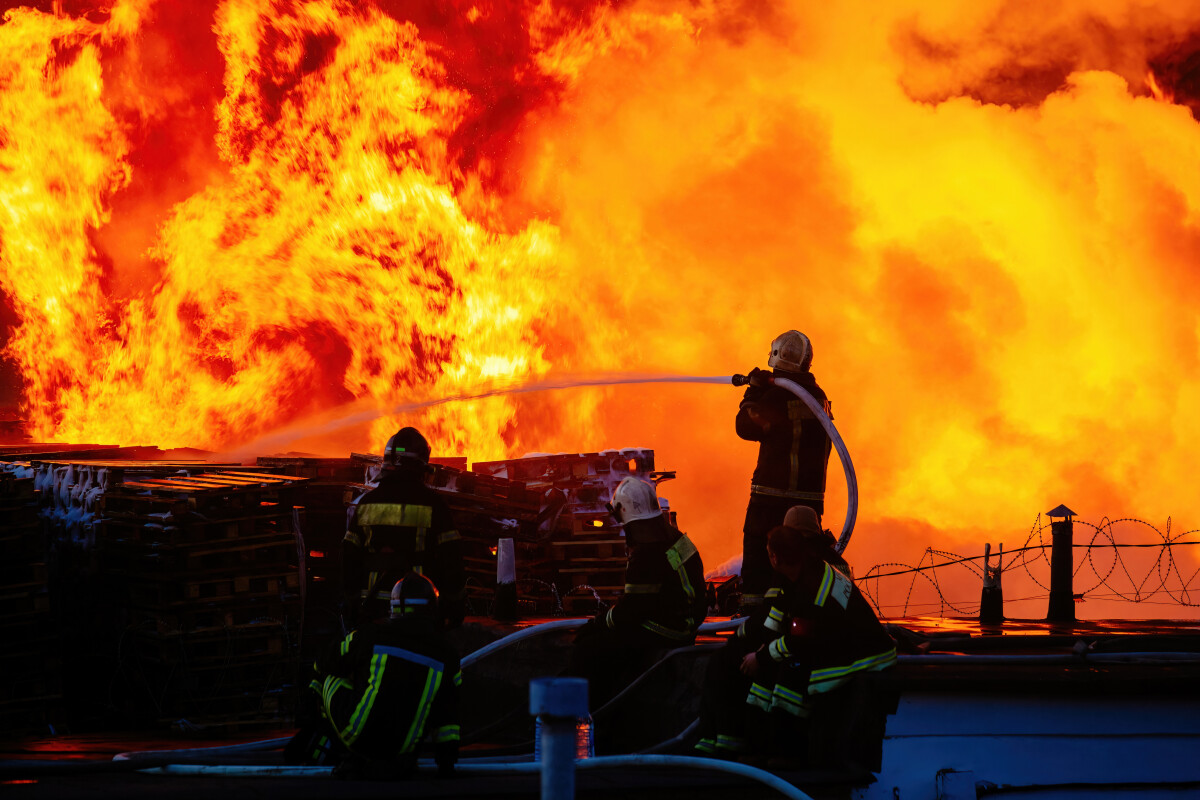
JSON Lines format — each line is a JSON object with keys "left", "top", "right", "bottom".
{"left": 746, "top": 367, "right": 772, "bottom": 388}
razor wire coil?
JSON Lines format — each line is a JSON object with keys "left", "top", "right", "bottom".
{"left": 858, "top": 514, "right": 1200, "bottom": 616}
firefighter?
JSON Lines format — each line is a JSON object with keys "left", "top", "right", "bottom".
{"left": 286, "top": 573, "right": 462, "bottom": 778}
{"left": 783, "top": 504, "right": 850, "bottom": 577}
{"left": 736, "top": 330, "right": 833, "bottom": 611}
{"left": 695, "top": 511, "right": 895, "bottom": 766}
{"left": 342, "top": 427, "right": 465, "bottom": 629}
{"left": 566, "top": 476, "right": 707, "bottom": 711}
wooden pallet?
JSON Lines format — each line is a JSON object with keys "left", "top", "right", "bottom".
{"left": 0, "top": 561, "right": 48, "bottom": 586}
{"left": 106, "top": 532, "right": 298, "bottom": 575}
{"left": 255, "top": 456, "right": 366, "bottom": 483}
{"left": 176, "top": 654, "right": 301, "bottom": 687}
{"left": 99, "top": 471, "right": 308, "bottom": 519}
{"left": 0, "top": 586, "right": 50, "bottom": 617}
{"left": 99, "top": 510, "right": 298, "bottom": 545}
{"left": 127, "top": 596, "right": 301, "bottom": 635}
{"left": 0, "top": 667, "right": 62, "bottom": 705}
{"left": 135, "top": 622, "right": 295, "bottom": 663}
{"left": 124, "top": 569, "right": 301, "bottom": 607}
{"left": 0, "top": 694, "right": 61, "bottom": 735}
{"left": 0, "top": 530, "right": 45, "bottom": 562}
{"left": 0, "top": 472, "right": 34, "bottom": 499}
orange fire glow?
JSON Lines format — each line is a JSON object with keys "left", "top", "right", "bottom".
{"left": 3, "top": 1, "right": 1200, "bottom": 596}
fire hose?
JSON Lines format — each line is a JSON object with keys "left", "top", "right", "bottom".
{"left": 131, "top": 757, "right": 816, "bottom": 799}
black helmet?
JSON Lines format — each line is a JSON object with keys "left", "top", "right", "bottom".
{"left": 384, "top": 427, "right": 431, "bottom": 468}
{"left": 390, "top": 572, "right": 439, "bottom": 620}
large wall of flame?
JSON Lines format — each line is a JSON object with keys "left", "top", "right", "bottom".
{"left": 3, "top": 0, "right": 1200, "bottom": 596}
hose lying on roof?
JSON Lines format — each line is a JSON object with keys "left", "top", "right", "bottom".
{"left": 138, "top": 755, "right": 817, "bottom": 799}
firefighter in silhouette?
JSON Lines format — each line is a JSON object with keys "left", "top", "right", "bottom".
{"left": 286, "top": 573, "right": 462, "bottom": 778}
{"left": 342, "top": 427, "right": 465, "bottom": 629}
{"left": 736, "top": 330, "right": 833, "bottom": 611}
{"left": 695, "top": 511, "right": 895, "bottom": 766}
{"left": 566, "top": 477, "right": 707, "bottom": 711}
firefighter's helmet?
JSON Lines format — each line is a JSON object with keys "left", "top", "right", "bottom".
{"left": 783, "top": 505, "right": 823, "bottom": 537}
{"left": 390, "top": 572, "right": 439, "bottom": 619}
{"left": 767, "top": 330, "right": 812, "bottom": 373}
{"left": 384, "top": 427, "right": 431, "bottom": 468}
{"left": 608, "top": 477, "right": 662, "bottom": 524}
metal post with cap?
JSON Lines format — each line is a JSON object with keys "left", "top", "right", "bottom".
{"left": 530, "top": 677, "right": 588, "bottom": 800}
{"left": 1045, "top": 504, "right": 1077, "bottom": 623}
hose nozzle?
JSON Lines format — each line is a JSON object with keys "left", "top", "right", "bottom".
{"left": 732, "top": 370, "right": 773, "bottom": 388}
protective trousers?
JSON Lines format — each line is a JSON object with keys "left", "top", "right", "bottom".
{"left": 740, "top": 496, "right": 799, "bottom": 606}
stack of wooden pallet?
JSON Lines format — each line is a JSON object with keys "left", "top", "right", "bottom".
{"left": 474, "top": 449, "right": 676, "bottom": 614}
{"left": 0, "top": 464, "right": 58, "bottom": 735}
{"left": 97, "top": 469, "right": 308, "bottom": 731}
{"left": 425, "top": 463, "right": 547, "bottom": 615}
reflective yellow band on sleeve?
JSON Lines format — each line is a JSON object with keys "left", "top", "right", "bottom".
{"left": 355, "top": 503, "right": 434, "bottom": 528}
{"left": 763, "top": 608, "right": 785, "bottom": 633}
{"left": 624, "top": 583, "right": 662, "bottom": 594}
{"left": 665, "top": 535, "right": 698, "bottom": 571}
{"left": 768, "top": 637, "right": 789, "bottom": 661}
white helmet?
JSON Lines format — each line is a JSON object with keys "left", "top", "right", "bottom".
{"left": 768, "top": 330, "right": 812, "bottom": 373}
{"left": 609, "top": 477, "right": 662, "bottom": 524}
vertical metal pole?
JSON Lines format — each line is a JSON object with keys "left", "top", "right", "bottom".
{"left": 530, "top": 677, "right": 588, "bottom": 800}
{"left": 494, "top": 537, "right": 517, "bottom": 621}
{"left": 1046, "top": 506, "right": 1076, "bottom": 623}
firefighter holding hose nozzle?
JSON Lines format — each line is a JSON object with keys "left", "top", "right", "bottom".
{"left": 735, "top": 330, "right": 833, "bottom": 613}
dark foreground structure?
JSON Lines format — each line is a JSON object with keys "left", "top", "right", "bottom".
{"left": 5, "top": 615, "right": 1200, "bottom": 800}
{"left": 4, "top": 448, "right": 1200, "bottom": 798}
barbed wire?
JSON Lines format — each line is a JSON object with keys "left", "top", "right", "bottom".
{"left": 857, "top": 514, "right": 1200, "bottom": 617}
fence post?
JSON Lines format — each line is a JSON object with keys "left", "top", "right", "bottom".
{"left": 530, "top": 677, "right": 589, "bottom": 800}
{"left": 979, "top": 542, "right": 1004, "bottom": 624}
{"left": 1045, "top": 504, "right": 1077, "bottom": 623}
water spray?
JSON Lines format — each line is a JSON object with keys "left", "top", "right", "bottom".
{"left": 224, "top": 370, "right": 857, "bottom": 550}
{"left": 222, "top": 372, "right": 732, "bottom": 459}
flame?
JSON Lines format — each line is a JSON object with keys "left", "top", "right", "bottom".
{"left": 4, "top": 1, "right": 1200, "bottom": 593}
{"left": 1147, "top": 70, "right": 1175, "bottom": 102}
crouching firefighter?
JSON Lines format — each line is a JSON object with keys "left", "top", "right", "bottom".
{"left": 566, "top": 477, "right": 706, "bottom": 712}
{"left": 695, "top": 509, "right": 895, "bottom": 767}
{"left": 286, "top": 573, "right": 462, "bottom": 779}
{"left": 342, "top": 427, "right": 466, "bottom": 629}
